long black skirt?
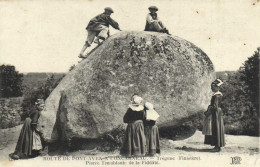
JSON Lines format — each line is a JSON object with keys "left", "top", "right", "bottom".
{"left": 204, "top": 108, "right": 225, "bottom": 147}
{"left": 14, "top": 118, "right": 34, "bottom": 158}
{"left": 145, "top": 125, "right": 160, "bottom": 155}
{"left": 120, "top": 120, "right": 146, "bottom": 157}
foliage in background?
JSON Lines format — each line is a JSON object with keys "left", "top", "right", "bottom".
{"left": 21, "top": 74, "right": 64, "bottom": 120}
{"left": 21, "top": 64, "right": 73, "bottom": 120}
{"left": 0, "top": 97, "right": 23, "bottom": 129}
{"left": 217, "top": 48, "right": 259, "bottom": 136}
{"left": 22, "top": 73, "right": 65, "bottom": 95}
{"left": 0, "top": 65, "right": 23, "bottom": 98}
{"left": 239, "top": 49, "right": 259, "bottom": 116}
{"left": 191, "top": 48, "right": 259, "bottom": 136}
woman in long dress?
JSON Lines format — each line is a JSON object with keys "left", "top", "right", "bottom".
{"left": 9, "top": 99, "right": 45, "bottom": 159}
{"left": 120, "top": 95, "right": 146, "bottom": 157}
{"left": 143, "top": 102, "right": 160, "bottom": 156}
{"left": 204, "top": 79, "right": 225, "bottom": 152}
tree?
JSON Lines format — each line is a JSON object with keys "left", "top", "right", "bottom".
{"left": 239, "top": 48, "right": 259, "bottom": 116}
{"left": 216, "top": 48, "right": 260, "bottom": 136}
{"left": 0, "top": 64, "right": 23, "bottom": 97}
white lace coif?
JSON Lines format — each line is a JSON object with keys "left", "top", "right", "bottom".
{"left": 145, "top": 102, "right": 159, "bottom": 121}
{"left": 129, "top": 96, "right": 144, "bottom": 111}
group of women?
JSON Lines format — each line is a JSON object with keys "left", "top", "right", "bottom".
{"left": 120, "top": 95, "right": 161, "bottom": 157}
{"left": 9, "top": 79, "right": 225, "bottom": 160}
{"left": 120, "top": 78, "right": 226, "bottom": 156}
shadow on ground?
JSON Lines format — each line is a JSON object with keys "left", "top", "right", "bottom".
{"left": 46, "top": 138, "right": 102, "bottom": 156}
{"left": 160, "top": 123, "right": 197, "bottom": 141}
{"left": 175, "top": 146, "right": 214, "bottom": 152}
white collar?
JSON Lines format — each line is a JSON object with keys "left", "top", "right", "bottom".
{"left": 213, "top": 91, "right": 223, "bottom": 96}
{"left": 146, "top": 109, "right": 159, "bottom": 121}
{"left": 129, "top": 104, "right": 144, "bottom": 111}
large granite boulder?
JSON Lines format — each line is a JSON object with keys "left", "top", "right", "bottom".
{"left": 38, "top": 31, "right": 215, "bottom": 142}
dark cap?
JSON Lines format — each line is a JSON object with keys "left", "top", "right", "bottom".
{"left": 104, "top": 7, "right": 114, "bottom": 13}
{"left": 148, "top": 6, "right": 158, "bottom": 11}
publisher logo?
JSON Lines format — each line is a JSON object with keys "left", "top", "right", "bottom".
{"left": 230, "top": 156, "right": 242, "bottom": 165}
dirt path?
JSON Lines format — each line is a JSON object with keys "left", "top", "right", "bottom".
{"left": 0, "top": 125, "right": 259, "bottom": 167}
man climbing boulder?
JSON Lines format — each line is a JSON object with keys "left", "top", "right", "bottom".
{"left": 79, "top": 7, "right": 121, "bottom": 58}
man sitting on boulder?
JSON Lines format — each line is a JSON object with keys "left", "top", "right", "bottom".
{"left": 79, "top": 7, "right": 121, "bottom": 58}
{"left": 144, "top": 6, "right": 170, "bottom": 34}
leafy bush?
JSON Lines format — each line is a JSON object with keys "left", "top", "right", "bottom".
{"left": 0, "top": 65, "right": 23, "bottom": 97}
{"left": 217, "top": 49, "right": 259, "bottom": 136}
{"left": 21, "top": 74, "right": 64, "bottom": 120}
{"left": 97, "top": 125, "right": 125, "bottom": 152}
{"left": 239, "top": 49, "right": 259, "bottom": 116}
{"left": 0, "top": 97, "right": 23, "bottom": 129}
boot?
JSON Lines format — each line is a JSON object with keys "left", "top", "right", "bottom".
{"left": 163, "top": 28, "right": 171, "bottom": 35}
{"left": 211, "top": 146, "right": 221, "bottom": 152}
{"left": 9, "top": 153, "right": 20, "bottom": 160}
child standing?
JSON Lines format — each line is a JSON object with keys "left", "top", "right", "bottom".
{"left": 144, "top": 102, "right": 160, "bottom": 156}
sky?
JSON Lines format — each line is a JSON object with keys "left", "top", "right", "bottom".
{"left": 0, "top": 0, "right": 259, "bottom": 73}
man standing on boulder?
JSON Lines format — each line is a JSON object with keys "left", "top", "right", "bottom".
{"left": 79, "top": 7, "right": 121, "bottom": 58}
{"left": 144, "top": 6, "right": 170, "bottom": 34}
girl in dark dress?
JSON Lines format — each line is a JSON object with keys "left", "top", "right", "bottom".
{"left": 204, "top": 79, "right": 225, "bottom": 152}
{"left": 9, "top": 99, "right": 45, "bottom": 159}
{"left": 143, "top": 102, "right": 160, "bottom": 156}
{"left": 120, "top": 95, "right": 146, "bottom": 157}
